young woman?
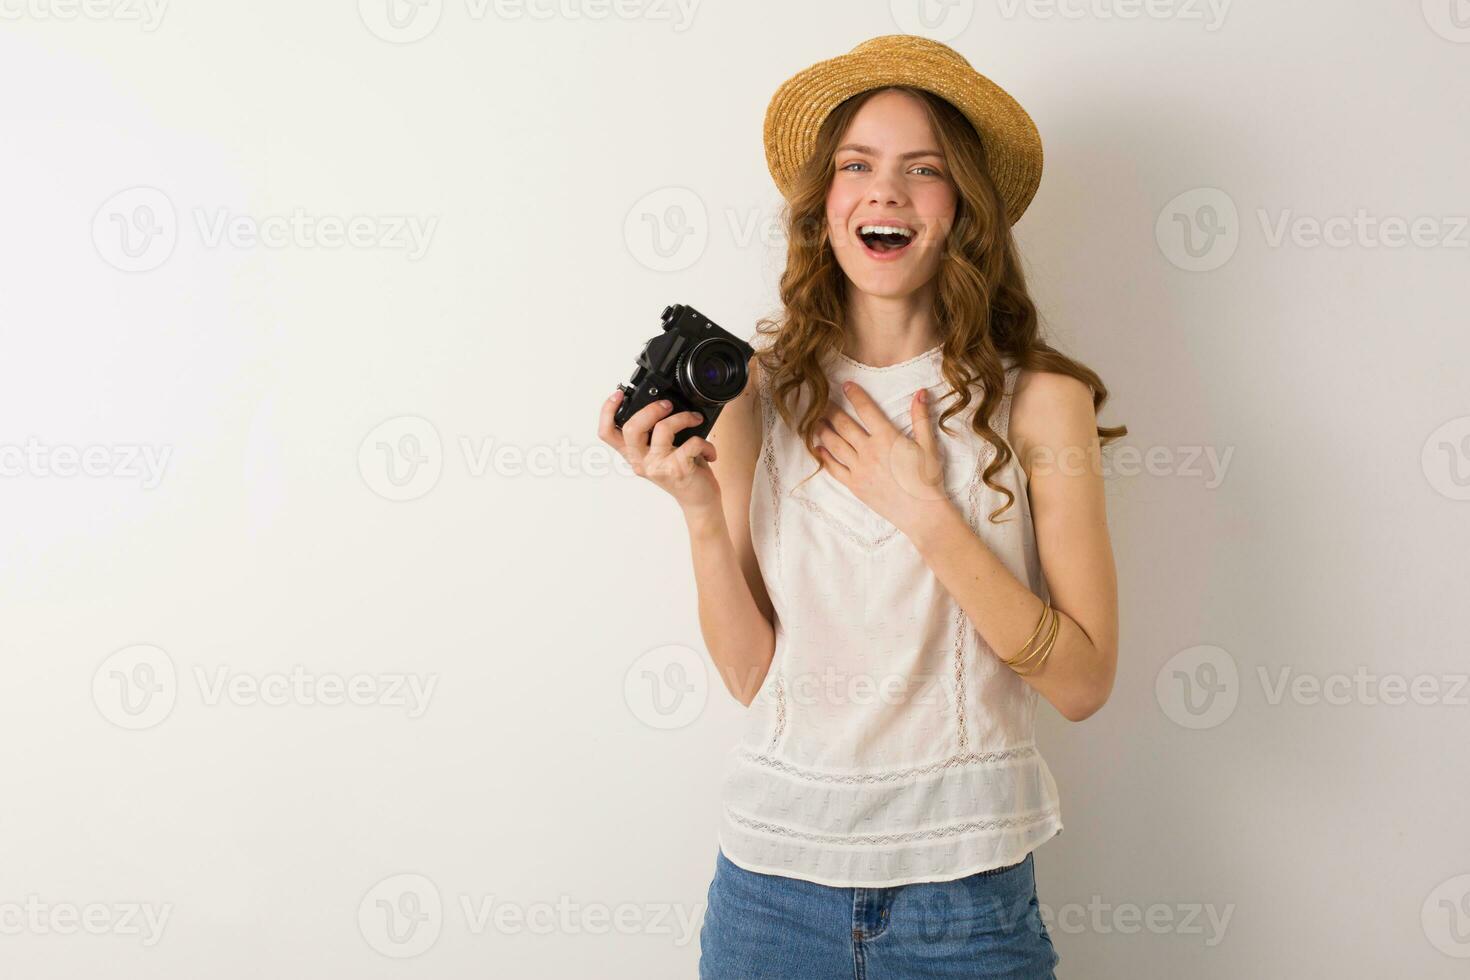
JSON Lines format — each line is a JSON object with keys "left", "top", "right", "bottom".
{"left": 598, "top": 34, "right": 1124, "bottom": 979}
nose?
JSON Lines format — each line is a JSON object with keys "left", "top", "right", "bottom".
{"left": 867, "top": 167, "right": 908, "bottom": 208}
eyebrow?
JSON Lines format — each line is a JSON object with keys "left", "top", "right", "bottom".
{"left": 835, "top": 143, "right": 945, "bottom": 160}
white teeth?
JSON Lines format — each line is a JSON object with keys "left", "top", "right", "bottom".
{"left": 859, "top": 224, "right": 914, "bottom": 238}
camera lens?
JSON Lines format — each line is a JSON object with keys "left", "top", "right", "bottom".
{"left": 680, "top": 339, "right": 748, "bottom": 404}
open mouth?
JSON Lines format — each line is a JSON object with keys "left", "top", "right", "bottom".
{"left": 857, "top": 224, "right": 916, "bottom": 255}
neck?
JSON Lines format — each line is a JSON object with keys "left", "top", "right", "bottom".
{"left": 841, "top": 281, "right": 942, "bottom": 368}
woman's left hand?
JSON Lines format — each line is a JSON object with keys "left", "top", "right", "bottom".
{"left": 814, "top": 380, "right": 960, "bottom": 536}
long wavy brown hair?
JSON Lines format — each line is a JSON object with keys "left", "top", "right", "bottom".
{"left": 754, "top": 85, "right": 1127, "bottom": 524}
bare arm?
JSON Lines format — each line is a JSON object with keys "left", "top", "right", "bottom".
{"left": 599, "top": 357, "right": 776, "bottom": 705}
{"left": 906, "top": 371, "right": 1119, "bottom": 721}
{"left": 684, "top": 356, "right": 777, "bottom": 706}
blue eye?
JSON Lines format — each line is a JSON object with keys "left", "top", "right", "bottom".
{"left": 838, "top": 161, "right": 942, "bottom": 176}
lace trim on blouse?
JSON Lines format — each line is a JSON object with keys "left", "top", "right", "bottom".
{"left": 724, "top": 803, "right": 1059, "bottom": 845}
{"left": 734, "top": 742, "right": 1038, "bottom": 783}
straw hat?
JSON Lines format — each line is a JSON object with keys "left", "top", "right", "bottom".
{"left": 763, "top": 34, "right": 1044, "bottom": 226}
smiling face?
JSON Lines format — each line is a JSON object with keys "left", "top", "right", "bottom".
{"left": 825, "top": 89, "right": 959, "bottom": 300}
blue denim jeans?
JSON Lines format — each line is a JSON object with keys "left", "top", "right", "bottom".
{"left": 699, "top": 848, "right": 1059, "bottom": 979}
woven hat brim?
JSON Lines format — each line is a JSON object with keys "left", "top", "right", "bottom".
{"left": 763, "top": 42, "right": 1043, "bottom": 226}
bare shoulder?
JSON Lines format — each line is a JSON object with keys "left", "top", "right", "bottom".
{"left": 1007, "top": 367, "right": 1098, "bottom": 483}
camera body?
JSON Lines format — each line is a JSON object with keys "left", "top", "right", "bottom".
{"left": 613, "top": 304, "right": 755, "bottom": 448}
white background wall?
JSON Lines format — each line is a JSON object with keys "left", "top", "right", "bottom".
{"left": 2, "top": 1, "right": 1467, "bottom": 977}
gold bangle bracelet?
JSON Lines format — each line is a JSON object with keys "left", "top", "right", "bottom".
{"left": 999, "top": 599, "right": 1050, "bottom": 665}
{"left": 1005, "top": 602, "right": 1052, "bottom": 669}
{"left": 1005, "top": 605, "right": 1055, "bottom": 671}
{"left": 1013, "top": 638, "right": 1056, "bottom": 675}
{"left": 1012, "top": 609, "right": 1060, "bottom": 675}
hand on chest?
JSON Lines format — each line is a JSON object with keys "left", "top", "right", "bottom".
{"left": 787, "top": 381, "right": 985, "bottom": 548}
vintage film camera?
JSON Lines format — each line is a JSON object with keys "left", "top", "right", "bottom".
{"left": 613, "top": 304, "right": 755, "bottom": 448}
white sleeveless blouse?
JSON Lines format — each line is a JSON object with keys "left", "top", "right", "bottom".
{"left": 715, "top": 340, "right": 1064, "bottom": 888}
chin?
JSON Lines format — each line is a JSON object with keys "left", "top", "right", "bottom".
{"left": 851, "top": 280, "right": 919, "bottom": 299}
{"left": 835, "top": 255, "right": 937, "bottom": 298}
{"left": 840, "top": 267, "right": 929, "bottom": 298}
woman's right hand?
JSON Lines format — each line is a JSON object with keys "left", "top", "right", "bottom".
{"left": 598, "top": 390, "right": 721, "bottom": 512}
